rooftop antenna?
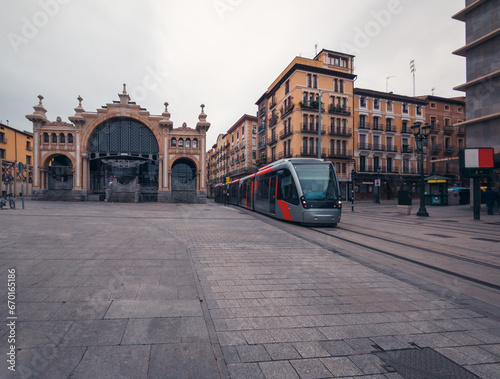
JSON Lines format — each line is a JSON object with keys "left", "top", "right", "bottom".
{"left": 315, "top": 44, "right": 318, "bottom": 56}
{"left": 386, "top": 76, "right": 395, "bottom": 92}
{"left": 410, "top": 60, "right": 416, "bottom": 96}
{"left": 431, "top": 87, "right": 435, "bottom": 95}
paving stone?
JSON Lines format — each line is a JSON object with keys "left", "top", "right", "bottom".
{"left": 293, "top": 341, "right": 331, "bottom": 358}
{"left": 70, "top": 345, "right": 150, "bottom": 379}
{"left": 148, "top": 343, "right": 219, "bottom": 379}
{"left": 258, "top": 361, "right": 300, "bottom": 379}
{"left": 290, "top": 358, "right": 332, "bottom": 379}
{"left": 17, "top": 321, "right": 73, "bottom": 348}
{"left": 320, "top": 356, "right": 365, "bottom": 377}
{"left": 59, "top": 319, "right": 127, "bottom": 346}
{"left": 264, "top": 343, "right": 302, "bottom": 360}
{"left": 227, "top": 363, "right": 265, "bottom": 379}
{"left": 104, "top": 299, "right": 202, "bottom": 318}
{"left": 236, "top": 344, "right": 272, "bottom": 363}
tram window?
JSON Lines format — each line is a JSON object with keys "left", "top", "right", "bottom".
{"left": 278, "top": 170, "right": 299, "bottom": 205}
{"left": 257, "top": 177, "right": 269, "bottom": 200}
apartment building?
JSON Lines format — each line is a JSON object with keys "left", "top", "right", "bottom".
{"left": 207, "top": 133, "right": 229, "bottom": 196}
{"left": 0, "top": 122, "right": 34, "bottom": 196}
{"left": 255, "top": 49, "right": 356, "bottom": 199}
{"left": 417, "top": 95, "right": 466, "bottom": 183}
{"left": 353, "top": 88, "right": 428, "bottom": 200}
{"left": 226, "top": 114, "right": 258, "bottom": 179}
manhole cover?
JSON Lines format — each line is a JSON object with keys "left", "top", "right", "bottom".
{"left": 375, "top": 347, "right": 480, "bottom": 378}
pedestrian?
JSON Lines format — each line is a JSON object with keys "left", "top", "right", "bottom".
{"left": 484, "top": 186, "right": 498, "bottom": 215}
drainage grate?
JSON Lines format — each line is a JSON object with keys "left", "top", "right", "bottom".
{"left": 375, "top": 347, "right": 480, "bottom": 378}
{"left": 425, "top": 233, "right": 455, "bottom": 239}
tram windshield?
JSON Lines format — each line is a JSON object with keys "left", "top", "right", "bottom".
{"left": 294, "top": 163, "right": 340, "bottom": 201}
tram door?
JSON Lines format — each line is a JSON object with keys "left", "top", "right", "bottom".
{"left": 270, "top": 177, "right": 276, "bottom": 214}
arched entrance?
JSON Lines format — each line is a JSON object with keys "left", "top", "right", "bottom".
{"left": 171, "top": 158, "right": 197, "bottom": 202}
{"left": 48, "top": 155, "right": 73, "bottom": 190}
{"left": 88, "top": 117, "right": 160, "bottom": 202}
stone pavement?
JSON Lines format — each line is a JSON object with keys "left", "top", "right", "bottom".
{"left": 0, "top": 200, "right": 499, "bottom": 378}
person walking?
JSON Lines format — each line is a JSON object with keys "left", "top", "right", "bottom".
{"left": 484, "top": 186, "right": 498, "bottom": 215}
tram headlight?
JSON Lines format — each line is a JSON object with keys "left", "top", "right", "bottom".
{"left": 300, "top": 196, "right": 308, "bottom": 208}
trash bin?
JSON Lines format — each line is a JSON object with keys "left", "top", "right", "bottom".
{"left": 397, "top": 190, "right": 412, "bottom": 215}
{"left": 449, "top": 187, "right": 470, "bottom": 205}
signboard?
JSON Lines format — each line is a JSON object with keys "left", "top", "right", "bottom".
{"left": 375, "top": 179, "right": 381, "bottom": 187}
{"left": 459, "top": 148, "right": 494, "bottom": 177}
{"left": 108, "top": 176, "right": 113, "bottom": 182}
{"left": 225, "top": 177, "right": 230, "bottom": 184}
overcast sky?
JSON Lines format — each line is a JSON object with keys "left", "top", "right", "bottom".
{"left": 1, "top": 0, "right": 465, "bottom": 147}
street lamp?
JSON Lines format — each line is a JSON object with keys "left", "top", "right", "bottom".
{"left": 411, "top": 122, "right": 431, "bottom": 217}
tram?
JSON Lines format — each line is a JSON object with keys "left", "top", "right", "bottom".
{"left": 221, "top": 158, "right": 342, "bottom": 226}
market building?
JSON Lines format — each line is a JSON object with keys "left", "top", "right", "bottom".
{"left": 26, "top": 85, "right": 210, "bottom": 202}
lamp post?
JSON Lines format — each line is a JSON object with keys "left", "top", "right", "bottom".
{"left": 411, "top": 122, "right": 431, "bottom": 217}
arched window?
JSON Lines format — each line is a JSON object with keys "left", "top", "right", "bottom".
{"left": 59, "top": 133, "right": 65, "bottom": 144}
{"left": 193, "top": 138, "right": 198, "bottom": 148}
{"left": 51, "top": 133, "right": 57, "bottom": 144}
{"left": 178, "top": 138, "right": 184, "bottom": 148}
{"left": 68, "top": 133, "right": 74, "bottom": 144}
{"left": 171, "top": 138, "right": 177, "bottom": 147}
{"left": 185, "top": 138, "right": 191, "bottom": 148}
{"left": 43, "top": 133, "right": 49, "bottom": 143}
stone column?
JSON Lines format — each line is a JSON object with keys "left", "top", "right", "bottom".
{"left": 81, "top": 152, "right": 89, "bottom": 192}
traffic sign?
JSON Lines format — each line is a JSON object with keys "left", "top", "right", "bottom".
{"left": 375, "top": 179, "right": 381, "bottom": 187}
{"left": 17, "top": 162, "right": 24, "bottom": 172}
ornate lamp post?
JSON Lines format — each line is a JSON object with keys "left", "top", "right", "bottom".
{"left": 411, "top": 122, "right": 431, "bottom": 217}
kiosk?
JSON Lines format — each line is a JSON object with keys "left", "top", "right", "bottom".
{"left": 424, "top": 175, "right": 449, "bottom": 205}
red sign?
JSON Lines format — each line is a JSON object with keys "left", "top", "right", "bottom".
{"left": 463, "top": 148, "right": 494, "bottom": 168}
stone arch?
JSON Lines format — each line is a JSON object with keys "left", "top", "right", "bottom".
{"left": 170, "top": 158, "right": 198, "bottom": 202}
{"left": 41, "top": 153, "right": 76, "bottom": 191}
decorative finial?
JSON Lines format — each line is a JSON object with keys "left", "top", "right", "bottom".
{"left": 200, "top": 104, "right": 205, "bottom": 113}
{"left": 164, "top": 102, "right": 169, "bottom": 112}
{"left": 122, "top": 83, "right": 127, "bottom": 94}
{"left": 77, "top": 95, "right": 83, "bottom": 107}
{"left": 38, "top": 95, "right": 44, "bottom": 105}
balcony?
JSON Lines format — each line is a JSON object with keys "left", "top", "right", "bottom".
{"left": 386, "top": 145, "right": 398, "bottom": 153}
{"left": 430, "top": 145, "right": 441, "bottom": 153}
{"left": 258, "top": 123, "right": 266, "bottom": 133}
{"left": 280, "top": 104, "right": 295, "bottom": 119}
{"left": 372, "top": 143, "right": 385, "bottom": 151}
{"left": 401, "top": 145, "right": 413, "bottom": 154}
{"left": 258, "top": 141, "right": 267, "bottom": 150}
{"left": 372, "top": 124, "right": 384, "bottom": 132}
{"left": 358, "top": 142, "right": 372, "bottom": 150}
{"left": 278, "top": 149, "right": 294, "bottom": 160}
{"left": 328, "top": 127, "right": 352, "bottom": 137}
{"left": 280, "top": 128, "right": 293, "bottom": 140}
{"left": 443, "top": 125, "right": 454, "bottom": 134}
{"left": 300, "top": 147, "right": 325, "bottom": 157}
{"left": 385, "top": 125, "right": 396, "bottom": 133}
{"left": 429, "top": 125, "right": 439, "bottom": 134}
{"left": 0, "top": 136, "right": 7, "bottom": 144}
{"left": 268, "top": 135, "right": 278, "bottom": 146}
{"left": 299, "top": 101, "right": 324, "bottom": 112}
{"left": 328, "top": 150, "right": 352, "bottom": 159}
{"left": 269, "top": 115, "right": 278, "bottom": 127}
{"left": 457, "top": 125, "right": 466, "bottom": 135}
{"left": 444, "top": 146, "right": 455, "bottom": 154}
{"left": 358, "top": 122, "right": 370, "bottom": 130}
{"left": 401, "top": 167, "right": 416, "bottom": 174}
{"left": 328, "top": 105, "right": 351, "bottom": 116}
{"left": 401, "top": 127, "right": 412, "bottom": 135}
{"left": 301, "top": 123, "right": 325, "bottom": 134}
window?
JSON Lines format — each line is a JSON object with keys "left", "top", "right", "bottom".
{"left": 185, "top": 138, "right": 191, "bottom": 148}
{"left": 339, "top": 80, "right": 344, "bottom": 93}
{"left": 312, "top": 75, "right": 318, "bottom": 89}
{"left": 26, "top": 141, "right": 31, "bottom": 150}
{"left": 178, "top": 138, "right": 184, "bottom": 147}
{"left": 458, "top": 106, "right": 463, "bottom": 112}
{"left": 334, "top": 79, "right": 338, "bottom": 92}
{"left": 193, "top": 138, "right": 198, "bottom": 148}
{"left": 0, "top": 132, "right": 5, "bottom": 143}
{"left": 271, "top": 147, "right": 276, "bottom": 161}
{"left": 278, "top": 169, "right": 299, "bottom": 205}
{"left": 444, "top": 118, "right": 450, "bottom": 126}
{"left": 26, "top": 156, "right": 32, "bottom": 165}
{"left": 307, "top": 74, "right": 312, "bottom": 88}
{"left": 416, "top": 106, "right": 422, "bottom": 115}
{"left": 285, "top": 80, "right": 289, "bottom": 94}
{"left": 0, "top": 149, "right": 5, "bottom": 159}
{"left": 43, "top": 133, "right": 49, "bottom": 143}
{"left": 374, "top": 99, "right": 380, "bottom": 110}
{"left": 386, "top": 118, "right": 393, "bottom": 131}
{"left": 52, "top": 133, "right": 57, "bottom": 144}
{"left": 68, "top": 133, "right": 73, "bottom": 144}
{"left": 360, "top": 97, "right": 366, "bottom": 107}
{"left": 430, "top": 102, "right": 436, "bottom": 108}
{"left": 60, "top": 133, "right": 65, "bottom": 144}
{"left": 387, "top": 101, "right": 393, "bottom": 112}
{"left": 171, "top": 138, "right": 177, "bottom": 147}
{"left": 444, "top": 105, "right": 450, "bottom": 111}
{"left": 402, "top": 104, "right": 408, "bottom": 113}
{"left": 359, "top": 115, "right": 366, "bottom": 128}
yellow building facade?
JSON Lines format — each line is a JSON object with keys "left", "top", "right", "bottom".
{"left": 0, "top": 123, "right": 33, "bottom": 196}
{"left": 256, "top": 49, "right": 356, "bottom": 199}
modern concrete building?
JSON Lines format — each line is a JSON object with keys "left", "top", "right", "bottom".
{"left": 453, "top": 0, "right": 500, "bottom": 173}
{"left": 353, "top": 88, "right": 428, "bottom": 200}
{"left": 0, "top": 122, "right": 34, "bottom": 196}
{"left": 256, "top": 49, "right": 356, "bottom": 199}
{"left": 26, "top": 85, "right": 210, "bottom": 202}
